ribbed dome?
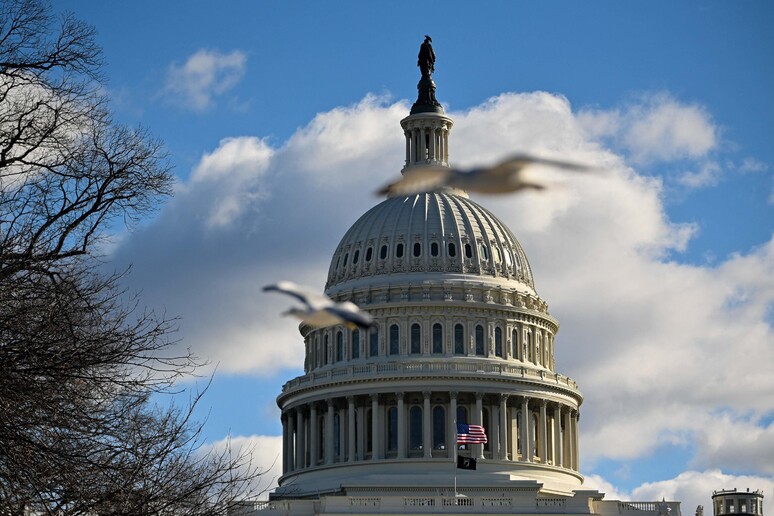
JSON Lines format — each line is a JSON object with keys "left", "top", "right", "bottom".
{"left": 325, "top": 192, "right": 536, "bottom": 295}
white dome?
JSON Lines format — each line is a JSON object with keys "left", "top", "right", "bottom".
{"left": 325, "top": 192, "right": 536, "bottom": 296}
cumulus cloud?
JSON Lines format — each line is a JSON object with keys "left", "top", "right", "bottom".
{"left": 163, "top": 49, "right": 246, "bottom": 111}
{"left": 578, "top": 93, "right": 718, "bottom": 164}
{"left": 200, "top": 434, "right": 283, "bottom": 500}
{"left": 110, "top": 90, "right": 774, "bottom": 485}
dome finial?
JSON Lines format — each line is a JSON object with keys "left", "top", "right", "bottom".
{"left": 411, "top": 35, "right": 443, "bottom": 114}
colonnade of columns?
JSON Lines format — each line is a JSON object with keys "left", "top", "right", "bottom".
{"left": 401, "top": 119, "right": 451, "bottom": 168}
{"left": 280, "top": 391, "right": 580, "bottom": 476}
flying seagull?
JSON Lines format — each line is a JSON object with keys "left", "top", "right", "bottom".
{"left": 377, "top": 154, "right": 595, "bottom": 197}
{"left": 263, "top": 281, "right": 374, "bottom": 330}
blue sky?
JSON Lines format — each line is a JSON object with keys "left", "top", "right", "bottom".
{"left": 60, "top": 0, "right": 773, "bottom": 509}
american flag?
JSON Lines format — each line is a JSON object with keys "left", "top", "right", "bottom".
{"left": 456, "top": 423, "right": 487, "bottom": 444}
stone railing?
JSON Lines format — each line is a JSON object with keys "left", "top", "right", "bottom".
{"left": 233, "top": 497, "right": 679, "bottom": 515}
{"left": 282, "top": 360, "right": 578, "bottom": 393}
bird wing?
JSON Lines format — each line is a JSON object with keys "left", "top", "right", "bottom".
{"left": 326, "top": 301, "right": 374, "bottom": 329}
{"left": 262, "top": 281, "right": 333, "bottom": 310}
{"left": 376, "top": 166, "right": 453, "bottom": 197}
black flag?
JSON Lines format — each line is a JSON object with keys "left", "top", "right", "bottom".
{"left": 457, "top": 456, "right": 477, "bottom": 470}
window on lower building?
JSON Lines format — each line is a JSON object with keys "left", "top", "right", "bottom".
{"left": 432, "top": 323, "right": 443, "bottom": 354}
{"left": 351, "top": 329, "right": 360, "bottom": 359}
{"left": 433, "top": 406, "right": 446, "bottom": 450}
{"left": 336, "top": 331, "right": 343, "bottom": 362}
{"left": 410, "top": 323, "right": 421, "bottom": 354}
{"left": 389, "top": 324, "right": 399, "bottom": 355}
{"left": 454, "top": 324, "right": 465, "bottom": 354}
{"left": 370, "top": 327, "right": 379, "bottom": 357}
{"left": 475, "top": 325, "right": 485, "bottom": 356}
{"left": 409, "top": 406, "right": 423, "bottom": 450}
{"left": 387, "top": 407, "right": 398, "bottom": 451}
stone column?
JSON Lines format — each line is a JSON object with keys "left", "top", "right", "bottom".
{"left": 357, "top": 405, "right": 365, "bottom": 461}
{"left": 475, "top": 392, "right": 484, "bottom": 459}
{"left": 499, "top": 395, "right": 509, "bottom": 460}
{"left": 338, "top": 406, "right": 346, "bottom": 462}
{"left": 539, "top": 400, "right": 548, "bottom": 463}
{"left": 423, "top": 391, "right": 432, "bottom": 458}
{"left": 309, "top": 403, "right": 318, "bottom": 467}
{"left": 281, "top": 414, "right": 288, "bottom": 474}
{"left": 520, "top": 397, "right": 530, "bottom": 462}
{"left": 295, "top": 408, "right": 305, "bottom": 470}
{"left": 287, "top": 411, "right": 295, "bottom": 472}
{"left": 553, "top": 405, "right": 562, "bottom": 467}
{"left": 491, "top": 403, "right": 499, "bottom": 459}
{"left": 347, "top": 397, "right": 356, "bottom": 463}
{"left": 563, "top": 407, "right": 572, "bottom": 469}
{"left": 325, "top": 400, "right": 334, "bottom": 465}
{"left": 371, "top": 394, "right": 380, "bottom": 460}
{"left": 573, "top": 411, "right": 580, "bottom": 471}
{"left": 397, "top": 392, "right": 406, "bottom": 459}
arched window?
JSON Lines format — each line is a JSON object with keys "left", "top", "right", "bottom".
{"left": 353, "top": 249, "right": 359, "bottom": 264}
{"left": 495, "top": 327, "right": 503, "bottom": 358}
{"left": 336, "top": 331, "right": 343, "bottom": 362}
{"left": 324, "top": 334, "right": 329, "bottom": 365}
{"left": 433, "top": 406, "right": 446, "bottom": 450}
{"left": 413, "top": 242, "right": 421, "bottom": 257}
{"left": 464, "top": 243, "right": 473, "bottom": 259}
{"left": 389, "top": 324, "right": 399, "bottom": 355}
{"left": 454, "top": 324, "right": 465, "bottom": 355}
{"left": 475, "top": 325, "right": 485, "bottom": 356}
{"left": 379, "top": 245, "right": 388, "bottom": 260}
{"left": 396, "top": 243, "right": 404, "bottom": 258}
{"left": 536, "top": 333, "right": 542, "bottom": 366}
{"left": 369, "top": 326, "right": 379, "bottom": 357}
{"left": 409, "top": 406, "right": 422, "bottom": 451}
{"left": 526, "top": 332, "right": 533, "bottom": 363}
{"left": 351, "top": 329, "right": 360, "bottom": 359}
{"left": 365, "top": 247, "right": 373, "bottom": 262}
{"left": 448, "top": 242, "right": 456, "bottom": 257}
{"left": 431, "top": 242, "right": 439, "bottom": 256}
{"left": 410, "top": 323, "right": 421, "bottom": 354}
{"left": 432, "top": 323, "right": 443, "bottom": 354}
{"left": 387, "top": 407, "right": 398, "bottom": 452}
{"left": 512, "top": 329, "right": 519, "bottom": 360}
{"left": 457, "top": 406, "right": 468, "bottom": 425}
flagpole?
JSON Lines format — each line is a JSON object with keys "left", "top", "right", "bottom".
{"left": 453, "top": 418, "right": 457, "bottom": 497}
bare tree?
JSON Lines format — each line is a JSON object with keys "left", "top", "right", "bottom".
{"left": 0, "top": 1, "right": 261, "bottom": 513}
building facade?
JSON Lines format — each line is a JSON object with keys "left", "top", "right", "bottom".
{"left": 236, "top": 42, "right": 684, "bottom": 516}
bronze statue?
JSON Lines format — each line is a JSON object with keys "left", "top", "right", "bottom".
{"left": 418, "top": 35, "right": 435, "bottom": 78}
{"left": 410, "top": 35, "right": 442, "bottom": 114}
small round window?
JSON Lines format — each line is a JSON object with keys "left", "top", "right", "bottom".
{"left": 431, "top": 242, "right": 439, "bottom": 256}
{"left": 380, "top": 245, "right": 388, "bottom": 259}
{"left": 448, "top": 242, "right": 456, "bottom": 257}
{"left": 353, "top": 249, "right": 360, "bottom": 264}
{"left": 396, "top": 243, "right": 404, "bottom": 258}
{"left": 343, "top": 253, "right": 349, "bottom": 266}
{"left": 413, "top": 242, "right": 421, "bottom": 257}
{"left": 365, "top": 247, "right": 373, "bottom": 262}
{"left": 464, "top": 243, "right": 472, "bottom": 259}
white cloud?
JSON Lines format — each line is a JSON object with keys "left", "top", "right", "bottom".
{"left": 111, "top": 91, "right": 774, "bottom": 477}
{"left": 164, "top": 49, "right": 246, "bottom": 111}
{"left": 677, "top": 161, "right": 722, "bottom": 188}
{"left": 738, "top": 157, "right": 768, "bottom": 174}
{"left": 630, "top": 470, "right": 774, "bottom": 516}
{"left": 200, "top": 434, "right": 283, "bottom": 500}
{"left": 578, "top": 93, "right": 718, "bottom": 164}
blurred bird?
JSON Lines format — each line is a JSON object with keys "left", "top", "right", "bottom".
{"left": 262, "top": 281, "right": 374, "bottom": 330}
{"left": 376, "top": 154, "right": 595, "bottom": 197}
